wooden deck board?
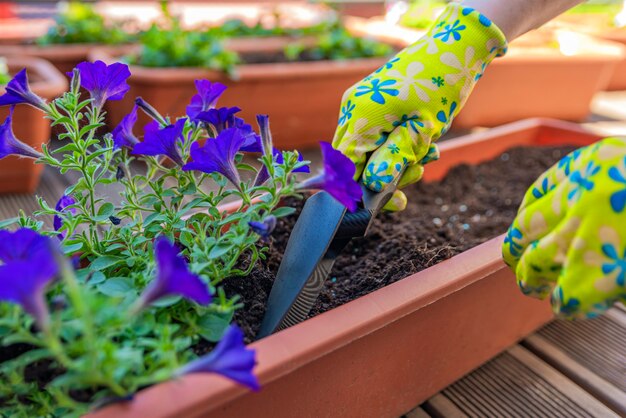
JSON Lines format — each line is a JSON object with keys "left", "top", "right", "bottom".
{"left": 417, "top": 308, "right": 625, "bottom": 418}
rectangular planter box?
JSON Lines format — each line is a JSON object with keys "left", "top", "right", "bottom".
{"left": 0, "top": 56, "right": 67, "bottom": 193}
{"left": 90, "top": 118, "right": 602, "bottom": 418}
{"left": 92, "top": 47, "right": 388, "bottom": 149}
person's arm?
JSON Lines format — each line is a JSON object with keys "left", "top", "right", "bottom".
{"left": 463, "top": 0, "right": 585, "bottom": 40}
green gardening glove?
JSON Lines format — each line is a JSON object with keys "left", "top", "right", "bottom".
{"left": 332, "top": 3, "right": 507, "bottom": 211}
{"left": 503, "top": 138, "right": 626, "bottom": 319}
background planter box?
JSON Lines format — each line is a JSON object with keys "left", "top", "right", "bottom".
{"left": 596, "top": 29, "right": 626, "bottom": 91}
{"left": 347, "top": 18, "right": 625, "bottom": 128}
{"left": 92, "top": 47, "right": 388, "bottom": 149}
{"left": 0, "top": 44, "right": 134, "bottom": 75}
{"left": 90, "top": 118, "right": 602, "bottom": 418}
{"left": 0, "top": 56, "right": 67, "bottom": 193}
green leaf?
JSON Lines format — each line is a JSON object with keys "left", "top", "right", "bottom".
{"left": 97, "top": 202, "right": 115, "bottom": 217}
{"left": 197, "top": 310, "right": 233, "bottom": 342}
{"left": 208, "top": 243, "right": 231, "bottom": 259}
{"left": 62, "top": 242, "right": 83, "bottom": 254}
{"left": 0, "top": 217, "right": 19, "bottom": 229}
{"left": 90, "top": 256, "right": 123, "bottom": 271}
{"left": 97, "top": 277, "right": 135, "bottom": 297}
{"left": 271, "top": 207, "right": 297, "bottom": 218}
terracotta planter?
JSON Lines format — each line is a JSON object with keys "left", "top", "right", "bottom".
{"left": 88, "top": 118, "right": 601, "bottom": 418}
{"left": 0, "top": 44, "right": 134, "bottom": 75}
{"left": 347, "top": 19, "right": 626, "bottom": 128}
{"left": 0, "top": 56, "right": 67, "bottom": 193}
{"left": 91, "top": 47, "right": 388, "bottom": 149}
{"left": 597, "top": 29, "right": 626, "bottom": 90}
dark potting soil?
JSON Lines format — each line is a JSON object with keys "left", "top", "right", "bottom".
{"left": 225, "top": 145, "right": 577, "bottom": 342}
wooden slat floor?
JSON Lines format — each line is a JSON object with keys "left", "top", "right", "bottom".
{"left": 407, "top": 307, "right": 626, "bottom": 418}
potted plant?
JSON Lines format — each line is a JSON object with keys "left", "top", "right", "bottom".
{"left": 0, "top": 55, "right": 67, "bottom": 193}
{"left": 0, "top": 57, "right": 603, "bottom": 414}
{"left": 83, "top": 117, "right": 602, "bottom": 418}
{"left": 350, "top": 15, "right": 625, "bottom": 128}
{"left": 0, "top": 1, "right": 135, "bottom": 74}
{"left": 92, "top": 17, "right": 394, "bottom": 149}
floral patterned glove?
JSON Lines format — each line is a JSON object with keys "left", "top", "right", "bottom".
{"left": 503, "top": 138, "right": 626, "bottom": 319}
{"left": 332, "top": 4, "right": 507, "bottom": 211}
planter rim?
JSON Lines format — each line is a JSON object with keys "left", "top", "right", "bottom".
{"left": 88, "top": 47, "right": 390, "bottom": 84}
{"left": 3, "top": 56, "right": 68, "bottom": 99}
{"left": 88, "top": 117, "right": 597, "bottom": 418}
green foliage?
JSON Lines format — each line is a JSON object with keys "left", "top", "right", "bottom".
{"left": 37, "top": 1, "right": 132, "bottom": 46}
{"left": 127, "top": 6, "right": 238, "bottom": 73}
{"left": 0, "top": 68, "right": 305, "bottom": 414}
{"left": 215, "top": 15, "right": 336, "bottom": 38}
{"left": 0, "top": 58, "right": 9, "bottom": 86}
{"left": 284, "top": 22, "right": 394, "bottom": 61}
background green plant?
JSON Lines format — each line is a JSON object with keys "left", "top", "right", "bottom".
{"left": 0, "top": 58, "right": 9, "bottom": 86}
{"left": 37, "top": 1, "right": 132, "bottom": 46}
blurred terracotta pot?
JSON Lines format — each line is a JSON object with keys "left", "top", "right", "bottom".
{"left": 589, "top": 29, "right": 626, "bottom": 91}
{"left": 88, "top": 118, "right": 601, "bottom": 418}
{"left": 91, "top": 46, "right": 387, "bottom": 149}
{"left": 0, "top": 56, "right": 67, "bottom": 193}
{"left": 0, "top": 44, "right": 134, "bottom": 75}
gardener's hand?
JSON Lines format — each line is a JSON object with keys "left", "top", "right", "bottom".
{"left": 503, "top": 138, "right": 626, "bottom": 318}
{"left": 332, "top": 3, "right": 507, "bottom": 210}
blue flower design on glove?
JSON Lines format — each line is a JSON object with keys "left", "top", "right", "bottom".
{"left": 364, "top": 161, "right": 394, "bottom": 191}
{"left": 568, "top": 161, "right": 601, "bottom": 202}
{"left": 434, "top": 20, "right": 467, "bottom": 42}
{"left": 601, "top": 243, "right": 626, "bottom": 286}
{"left": 532, "top": 177, "right": 555, "bottom": 199}
{"left": 557, "top": 148, "right": 581, "bottom": 176}
{"left": 608, "top": 157, "right": 626, "bottom": 213}
{"left": 355, "top": 79, "right": 399, "bottom": 105}
{"left": 338, "top": 100, "right": 356, "bottom": 126}
{"left": 504, "top": 226, "right": 524, "bottom": 259}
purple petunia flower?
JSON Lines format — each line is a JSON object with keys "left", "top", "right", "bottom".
{"left": 72, "top": 61, "right": 131, "bottom": 109}
{"left": 196, "top": 106, "right": 241, "bottom": 133}
{"left": 298, "top": 142, "right": 362, "bottom": 212}
{"left": 112, "top": 105, "right": 140, "bottom": 149}
{"left": 135, "top": 97, "right": 168, "bottom": 127}
{"left": 182, "top": 127, "right": 245, "bottom": 189}
{"left": 248, "top": 215, "right": 277, "bottom": 240}
{"left": 187, "top": 80, "right": 227, "bottom": 120}
{"left": 135, "top": 237, "right": 212, "bottom": 310}
{"left": 175, "top": 325, "right": 259, "bottom": 391}
{"left": 0, "top": 228, "right": 59, "bottom": 328}
{"left": 54, "top": 195, "right": 76, "bottom": 240}
{"left": 0, "top": 112, "right": 44, "bottom": 160}
{"left": 255, "top": 115, "right": 273, "bottom": 157}
{"left": 0, "top": 69, "right": 48, "bottom": 111}
{"left": 234, "top": 118, "right": 262, "bottom": 152}
{"left": 132, "top": 118, "right": 187, "bottom": 165}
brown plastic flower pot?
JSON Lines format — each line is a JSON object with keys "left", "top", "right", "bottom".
{"left": 90, "top": 47, "right": 388, "bottom": 149}
{"left": 88, "top": 118, "right": 602, "bottom": 418}
{"left": 0, "top": 44, "right": 134, "bottom": 75}
{"left": 0, "top": 56, "right": 67, "bottom": 194}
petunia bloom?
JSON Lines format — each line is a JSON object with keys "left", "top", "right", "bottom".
{"left": 0, "top": 112, "right": 44, "bottom": 159}
{"left": 135, "top": 237, "right": 212, "bottom": 310}
{"left": 196, "top": 106, "right": 241, "bottom": 133}
{"left": 254, "top": 148, "right": 309, "bottom": 187}
{"left": 54, "top": 195, "right": 76, "bottom": 240}
{"left": 72, "top": 61, "right": 131, "bottom": 109}
{"left": 298, "top": 142, "right": 362, "bottom": 212}
{"left": 0, "top": 229, "right": 59, "bottom": 328}
{"left": 112, "top": 105, "right": 140, "bottom": 149}
{"left": 187, "top": 80, "right": 227, "bottom": 120}
{"left": 234, "top": 118, "right": 262, "bottom": 152}
{"left": 0, "top": 69, "right": 48, "bottom": 111}
{"left": 182, "top": 127, "right": 245, "bottom": 189}
{"left": 135, "top": 97, "right": 168, "bottom": 127}
{"left": 132, "top": 118, "right": 187, "bottom": 165}
{"left": 175, "top": 325, "right": 259, "bottom": 391}
{"left": 248, "top": 215, "right": 277, "bottom": 240}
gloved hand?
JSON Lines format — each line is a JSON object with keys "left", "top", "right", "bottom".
{"left": 503, "top": 138, "right": 626, "bottom": 319}
{"left": 332, "top": 3, "right": 507, "bottom": 210}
